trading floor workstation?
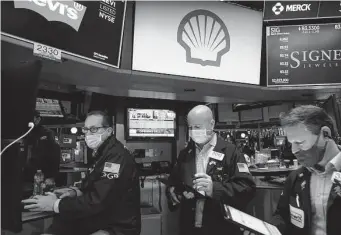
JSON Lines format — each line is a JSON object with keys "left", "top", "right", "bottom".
{"left": 1, "top": 1, "right": 341, "bottom": 235}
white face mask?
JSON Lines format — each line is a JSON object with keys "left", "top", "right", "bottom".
{"left": 85, "top": 133, "right": 105, "bottom": 149}
{"left": 190, "top": 129, "right": 209, "bottom": 144}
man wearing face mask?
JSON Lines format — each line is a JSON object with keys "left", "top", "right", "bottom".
{"left": 269, "top": 105, "right": 341, "bottom": 235}
{"left": 22, "top": 110, "right": 141, "bottom": 235}
{"left": 166, "top": 105, "right": 256, "bottom": 235}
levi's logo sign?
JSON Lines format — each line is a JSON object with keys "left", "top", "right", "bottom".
{"left": 14, "top": 0, "right": 87, "bottom": 31}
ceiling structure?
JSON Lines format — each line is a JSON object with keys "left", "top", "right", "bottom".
{"left": 1, "top": 0, "right": 340, "bottom": 105}
{"left": 226, "top": 1, "right": 264, "bottom": 12}
{"left": 2, "top": 39, "right": 340, "bottom": 105}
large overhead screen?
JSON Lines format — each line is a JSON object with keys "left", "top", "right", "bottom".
{"left": 132, "top": 1, "right": 263, "bottom": 85}
{"left": 266, "top": 23, "right": 341, "bottom": 87}
{"left": 1, "top": 1, "right": 127, "bottom": 68}
{"left": 264, "top": 1, "right": 341, "bottom": 21}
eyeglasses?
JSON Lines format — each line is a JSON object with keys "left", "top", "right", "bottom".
{"left": 188, "top": 125, "right": 204, "bottom": 130}
{"left": 82, "top": 126, "right": 108, "bottom": 134}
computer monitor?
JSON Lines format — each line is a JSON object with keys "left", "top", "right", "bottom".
{"left": 126, "top": 108, "right": 177, "bottom": 140}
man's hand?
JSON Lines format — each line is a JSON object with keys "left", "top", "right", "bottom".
{"left": 193, "top": 173, "right": 213, "bottom": 197}
{"left": 22, "top": 192, "right": 58, "bottom": 212}
{"left": 182, "top": 191, "right": 195, "bottom": 199}
{"left": 45, "top": 178, "right": 55, "bottom": 185}
{"left": 169, "top": 186, "right": 181, "bottom": 205}
{"left": 53, "top": 188, "right": 77, "bottom": 199}
{"left": 240, "top": 228, "right": 256, "bottom": 235}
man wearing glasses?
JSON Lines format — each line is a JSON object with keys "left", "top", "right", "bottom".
{"left": 22, "top": 110, "right": 141, "bottom": 235}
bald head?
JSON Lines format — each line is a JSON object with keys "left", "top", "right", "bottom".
{"left": 187, "top": 105, "right": 215, "bottom": 129}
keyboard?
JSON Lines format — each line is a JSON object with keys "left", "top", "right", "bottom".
{"left": 60, "top": 162, "right": 88, "bottom": 169}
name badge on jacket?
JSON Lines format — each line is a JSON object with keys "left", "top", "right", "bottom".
{"left": 209, "top": 151, "right": 225, "bottom": 161}
{"left": 289, "top": 205, "right": 305, "bottom": 228}
{"left": 332, "top": 171, "right": 341, "bottom": 185}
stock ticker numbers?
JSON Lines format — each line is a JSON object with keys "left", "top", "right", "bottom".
{"left": 266, "top": 23, "right": 341, "bottom": 87}
{"left": 298, "top": 25, "right": 320, "bottom": 34}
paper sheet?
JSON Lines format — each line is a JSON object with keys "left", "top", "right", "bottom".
{"left": 224, "top": 205, "right": 282, "bottom": 235}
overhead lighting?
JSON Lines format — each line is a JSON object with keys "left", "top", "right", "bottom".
{"left": 128, "top": 89, "right": 176, "bottom": 100}
{"left": 71, "top": 127, "right": 78, "bottom": 134}
{"left": 204, "top": 96, "right": 220, "bottom": 103}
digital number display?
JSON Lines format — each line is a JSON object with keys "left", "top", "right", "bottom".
{"left": 266, "top": 23, "right": 341, "bottom": 86}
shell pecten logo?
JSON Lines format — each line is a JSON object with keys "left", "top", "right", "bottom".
{"left": 177, "top": 9, "right": 230, "bottom": 67}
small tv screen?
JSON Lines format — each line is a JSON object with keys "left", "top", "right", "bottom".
{"left": 36, "top": 98, "right": 64, "bottom": 117}
{"left": 275, "top": 136, "right": 286, "bottom": 147}
{"left": 127, "top": 108, "right": 176, "bottom": 138}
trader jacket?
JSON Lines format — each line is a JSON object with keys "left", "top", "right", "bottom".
{"left": 166, "top": 138, "right": 256, "bottom": 235}
{"left": 271, "top": 167, "right": 341, "bottom": 235}
{"left": 48, "top": 136, "right": 141, "bottom": 235}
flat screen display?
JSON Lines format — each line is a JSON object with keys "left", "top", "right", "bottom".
{"left": 132, "top": 1, "right": 262, "bottom": 85}
{"left": 36, "top": 98, "right": 64, "bottom": 117}
{"left": 127, "top": 108, "right": 176, "bottom": 138}
{"left": 263, "top": 1, "right": 341, "bottom": 21}
{"left": 1, "top": 1, "right": 126, "bottom": 68}
{"left": 275, "top": 136, "right": 286, "bottom": 146}
{"left": 266, "top": 23, "right": 341, "bottom": 86}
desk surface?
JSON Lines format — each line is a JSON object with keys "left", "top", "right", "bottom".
{"left": 250, "top": 166, "right": 300, "bottom": 176}
{"left": 22, "top": 211, "right": 54, "bottom": 223}
{"left": 253, "top": 177, "right": 284, "bottom": 190}
{"left": 59, "top": 168, "right": 88, "bottom": 173}
{"left": 250, "top": 166, "right": 299, "bottom": 173}
{"left": 22, "top": 207, "right": 161, "bottom": 223}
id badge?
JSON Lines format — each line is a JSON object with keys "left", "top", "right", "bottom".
{"left": 289, "top": 205, "right": 305, "bottom": 228}
{"left": 209, "top": 151, "right": 225, "bottom": 161}
{"left": 332, "top": 171, "right": 341, "bottom": 185}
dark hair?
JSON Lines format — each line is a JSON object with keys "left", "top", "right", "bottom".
{"left": 280, "top": 105, "right": 337, "bottom": 138}
{"left": 86, "top": 110, "right": 113, "bottom": 127}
